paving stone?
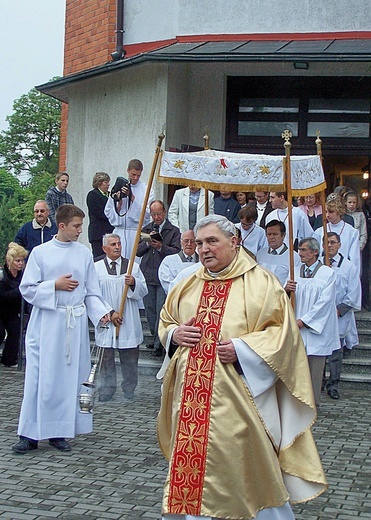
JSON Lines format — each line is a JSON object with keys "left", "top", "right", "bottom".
{"left": 1, "top": 364, "right": 370, "bottom": 519}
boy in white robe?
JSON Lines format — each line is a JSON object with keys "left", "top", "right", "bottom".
{"left": 267, "top": 191, "right": 313, "bottom": 249}
{"left": 94, "top": 233, "right": 148, "bottom": 400}
{"left": 12, "top": 205, "right": 110, "bottom": 454}
{"left": 235, "top": 204, "right": 267, "bottom": 257}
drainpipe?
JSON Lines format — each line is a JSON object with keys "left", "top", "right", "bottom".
{"left": 111, "top": 0, "right": 126, "bottom": 61}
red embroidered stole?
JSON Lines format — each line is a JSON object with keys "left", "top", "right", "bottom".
{"left": 167, "top": 279, "right": 233, "bottom": 515}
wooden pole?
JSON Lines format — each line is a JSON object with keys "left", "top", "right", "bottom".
{"left": 203, "top": 134, "right": 210, "bottom": 215}
{"left": 316, "top": 130, "right": 329, "bottom": 266}
{"left": 282, "top": 129, "right": 295, "bottom": 308}
{"left": 116, "top": 132, "right": 165, "bottom": 335}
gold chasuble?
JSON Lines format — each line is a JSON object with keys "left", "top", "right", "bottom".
{"left": 157, "top": 247, "right": 327, "bottom": 520}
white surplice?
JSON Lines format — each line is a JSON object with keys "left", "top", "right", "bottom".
{"left": 331, "top": 253, "right": 361, "bottom": 338}
{"left": 94, "top": 258, "right": 148, "bottom": 348}
{"left": 314, "top": 221, "right": 360, "bottom": 274}
{"left": 18, "top": 238, "right": 110, "bottom": 440}
{"left": 104, "top": 181, "right": 154, "bottom": 258}
{"left": 266, "top": 207, "right": 313, "bottom": 247}
{"left": 158, "top": 253, "right": 197, "bottom": 294}
{"left": 235, "top": 222, "right": 267, "bottom": 256}
{"left": 293, "top": 263, "right": 339, "bottom": 356}
{"left": 257, "top": 247, "right": 301, "bottom": 287}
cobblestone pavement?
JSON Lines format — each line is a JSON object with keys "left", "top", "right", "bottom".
{"left": 0, "top": 365, "right": 370, "bottom": 519}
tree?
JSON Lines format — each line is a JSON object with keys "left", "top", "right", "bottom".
{"left": 0, "top": 168, "right": 22, "bottom": 198}
{"left": 0, "top": 82, "right": 61, "bottom": 177}
{"left": 10, "top": 172, "right": 55, "bottom": 226}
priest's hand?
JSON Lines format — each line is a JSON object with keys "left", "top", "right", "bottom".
{"left": 217, "top": 339, "right": 238, "bottom": 364}
{"left": 124, "top": 274, "right": 135, "bottom": 286}
{"left": 111, "top": 311, "right": 123, "bottom": 326}
{"left": 55, "top": 274, "right": 79, "bottom": 291}
{"left": 173, "top": 317, "right": 201, "bottom": 348}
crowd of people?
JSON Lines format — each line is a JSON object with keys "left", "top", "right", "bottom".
{"left": 0, "top": 159, "right": 369, "bottom": 518}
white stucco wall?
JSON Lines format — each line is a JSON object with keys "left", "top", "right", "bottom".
{"left": 65, "top": 59, "right": 369, "bottom": 246}
{"left": 124, "top": 0, "right": 371, "bottom": 44}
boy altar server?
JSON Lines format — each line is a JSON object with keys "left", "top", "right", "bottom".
{"left": 12, "top": 205, "right": 111, "bottom": 454}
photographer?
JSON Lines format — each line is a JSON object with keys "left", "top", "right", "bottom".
{"left": 104, "top": 159, "right": 154, "bottom": 259}
{"left": 137, "top": 200, "right": 181, "bottom": 356}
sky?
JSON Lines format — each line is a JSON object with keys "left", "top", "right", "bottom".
{"left": 0, "top": 0, "right": 66, "bottom": 132}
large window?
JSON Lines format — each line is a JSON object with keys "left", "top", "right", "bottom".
{"left": 226, "top": 77, "right": 371, "bottom": 154}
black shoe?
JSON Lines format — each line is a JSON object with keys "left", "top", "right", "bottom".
{"left": 12, "top": 437, "right": 38, "bottom": 454}
{"left": 327, "top": 388, "right": 340, "bottom": 400}
{"left": 49, "top": 438, "right": 71, "bottom": 451}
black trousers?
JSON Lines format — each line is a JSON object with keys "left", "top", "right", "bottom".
{"left": 0, "top": 314, "right": 21, "bottom": 366}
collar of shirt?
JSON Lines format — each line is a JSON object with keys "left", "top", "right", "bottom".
{"left": 98, "top": 188, "right": 108, "bottom": 197}
{"left": 330, "top": 253, "right": 341, "bottom": 266}
{"left": 270, "top": 244, "right": 286, "bottom": 255}
{"left": 256, "top": 202, "right": 267, "bottom": 210}
{"left": 32, "top": 218, "right": 52, "bottom": 230}
{"left": 189, "top": 190, "right": 201, "bottom": 204}
{"left": 108, "top": 256, "right": 122, "bottom": 270}
{"left": 305, "top": 259, "right": 320, "bottom": 275}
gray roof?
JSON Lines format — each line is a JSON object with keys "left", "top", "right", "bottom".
{"left": 37, "top": 39, "right": 371, "bottom": 102}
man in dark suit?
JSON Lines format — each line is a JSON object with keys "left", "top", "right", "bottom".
{"left": 137, "top": 200, "right": 181, "bottom": 356}
{"left": 86, "top": 172, "right": 114, "bottom": 259}
{"left": 254, "top": 191, "right": 274, "bottom": 229}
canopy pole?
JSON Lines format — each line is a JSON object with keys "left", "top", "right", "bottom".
{"left": 282, "top": 129, "right": 295, "bottom": 308}
{"left": 203, "top": 134, "right": 210, "bottom": 216}
{"left": 116, "top": 132, "right": 165, "bottom": 336}
{"left": 316, "top": 130, "right": 329, "bottom": 266}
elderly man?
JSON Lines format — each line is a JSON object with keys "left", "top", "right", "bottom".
{"left": 285, "top": 237, "right": 339, "bottom": 408}
{"left": 266, "top": 191, "right": 313, "bottom": 249}
{"left": 168, "top": 187, "right": 214, "bottom": 232}
{"left": 94, "top": 234, "right": 148, "bottom": 401}
{"left": 158, "top": 230, "right": 198, "bottom": 294}
{"left": 104, "top": 159, "right": 154, "bottom": 259}
{"left": 137, "top": 200, "right": 181, "bottom": 356}
{"left": 257, "top": 220, "right": 301, "bottom": 286}
{"left": 14, "top": 200, "right": 57, "bottom": 254}
{"left": 157, "top": 215, "right": 327, "bottom": 520}
{"left": 323, "top": 232, "right": 361, "bottom": 400}
{"left": 45, "top": 172, "right": 74, "bottom": 223}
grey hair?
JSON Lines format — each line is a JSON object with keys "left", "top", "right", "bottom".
{"left": 194, "top": 215, "right": 237, "bottom": 238}
{"left": 299, "top": 237, "right": 320, "bottom": 253}
{"left": 102, "top": 233, "right": 121, "bottom": 246}
{"left": 34, "top": 200, "right": 50, "bottom": 210}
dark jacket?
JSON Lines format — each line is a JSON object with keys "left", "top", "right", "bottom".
{"left": 14, "top": 219, "right": 57, "bottom": 254}
{"left": 45, "top": 186, "right": 74, "bottom": 223}
{"left": 136, "top": 220, "right": 181, "bottom": 285}
{"left": 0, "top": 264, "right": 23, "bottom": 318}
{"left": 253, "top": 200, "right": 274, "bottom": 229}
{"left": 86, "top": 188, "right": 114, "bottom": 242}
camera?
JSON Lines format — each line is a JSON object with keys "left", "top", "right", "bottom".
{"left": 111, "top": 177, "right": 131, "bottom": 201}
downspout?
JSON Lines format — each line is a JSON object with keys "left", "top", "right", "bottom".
{"left": 111, "top": 0, "right": 126, "bottom": 61}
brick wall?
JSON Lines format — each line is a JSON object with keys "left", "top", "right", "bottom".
{"left": 60, "top": 0, "right": 117, "bottom": 169}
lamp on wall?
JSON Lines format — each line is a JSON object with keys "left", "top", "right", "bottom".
{"left": 294, "top": 62, "right": 309, "bottom": 70}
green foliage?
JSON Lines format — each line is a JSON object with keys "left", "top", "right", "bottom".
{"left": 0, "top": 85, "right": 61, "bottom": 176}
{"left": 0, "top": 168, "right": 22, "bottom": 198}
{"left": 0, "top": 195, "right": 22, "bottom": 262}
{"left": 10, "top": 172, "right": 55, "bottom": 225}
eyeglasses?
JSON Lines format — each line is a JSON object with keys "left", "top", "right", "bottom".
{"left": 181, "top": 239, "right": 196, "bottom": 244}
{"left": 150, "top": 212, "right": 164, "bottom": 217}
{"left": 327, "top": 240, "right": 340, "bottom": 245}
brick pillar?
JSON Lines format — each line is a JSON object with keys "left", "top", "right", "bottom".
{"left": 60, "top": 0, "right": 117, "bottom": 169}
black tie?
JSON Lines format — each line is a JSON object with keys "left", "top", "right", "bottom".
{"left": 110, "top": 261, "right": 117, "bottom": 275}
{"left": 305, "top": 267, "right": 311, "bottom": 278}
{"left": 270, "top": 249, "right": 277, "bottom": 255}
{"left": 186, "top": 256, "right": 193, "bottom": 262}
{"left": 153, "top": 224, "right": 159, "bottom": 233}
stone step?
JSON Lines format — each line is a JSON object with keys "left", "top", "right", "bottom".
{"left": 341, "top": 357, "right": 371, "bottom": 374}
{"left": 344, "top": 343, "right": 371, "bottom": 358}
{"left": 333, "top": 373, "right": 371, "bottom": 391}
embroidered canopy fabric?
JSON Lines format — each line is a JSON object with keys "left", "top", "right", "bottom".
{"left": 158, "top": 149, "right": 326, "bottom": 195}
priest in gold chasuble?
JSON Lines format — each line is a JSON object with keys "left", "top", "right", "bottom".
{"left": 157, "top": 215, "right": 327, "bottom": 520}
